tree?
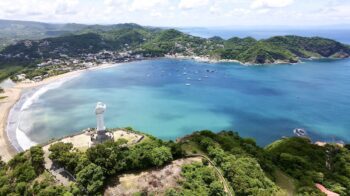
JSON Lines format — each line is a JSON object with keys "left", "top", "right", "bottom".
{"left": 0, "top": 156, "right": 5, "bottom": 168}
{"left": 86, "top": 140, "right": 128, "bottom": 176}
{"left": 209, "top": 181, "right": 225, "bottom": 196}
{"left": 48, "top": 142, "right": 81, "bottom": 173}
{"left": 48, "top": 142, "right": 73, "bottom": 161}
{"left": 149, "top": 146, "right": 173, "bottom": 167}
{"left": 222, "top": 157, "right": 279, "bottom": 195}
{"left": 15, "top": 182, "right": 28, "bottom": 195}
{"left": 30, "top": 146, "right": 45, "bottom": 174}
{"left": 165, "top": 141, "right": 185, "bottom": 159}
{"left": 76, "top": 163, "right": 105, "bottom": 195}
{"left": 12, "top": 162, "right": 37, "bottom": 182}
{"left": 176, "top": 163, "right": 225, "bottom": 196}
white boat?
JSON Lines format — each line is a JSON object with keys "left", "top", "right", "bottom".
{"left": 185, "top": 83, "right": 191, "bottom": 86}
{"left": 293, "top": 128, "right": 307, "bottom": 137}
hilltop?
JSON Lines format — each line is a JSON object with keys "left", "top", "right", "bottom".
{"left": 0, "top": 128, "right": 349, "bottom": 195}
{"left": 0, "top": 20, "right": 350, "bottom": 82}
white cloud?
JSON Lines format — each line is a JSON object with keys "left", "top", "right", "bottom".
{"left": 178, "top": 0, "right": 209, "bottom": 10}
{"left": 0, "top": 0, "right": 348, "bottom": 27}
{"left": 150, "top": 12, "right": 162, "bottom": 17}
{"left": 55, "top": 0, "right": 79, "bottom": 15}
{"left": 319, "top": 5, "right": 350, "bottom": 18}
{"left": 130, "top": 0, "right": 167, "bottom": 11}
{"left": 104, "top": 0, "right": 129, "bottom": 7}
{"left": 251, "top": 0, "right": 294, "bottom": 9}
{"left": 0, "top": 0, "right": 79, "bottom": 17}
{"left": 225, "top": 8, "right": 251, "bottom": 17}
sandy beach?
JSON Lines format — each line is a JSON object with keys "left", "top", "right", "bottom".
{"left": 0, "top": 63, "right": 116, "bottom": 162}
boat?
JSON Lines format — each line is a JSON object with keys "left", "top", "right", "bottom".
{"left": 293, "top": 128, "right": 307, "bottom": 137}
{"left": 185, "top": 83, "right": 191, "bottom": 86}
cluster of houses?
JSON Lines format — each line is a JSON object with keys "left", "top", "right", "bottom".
{"left": 14, "top": 50, "right": 145, "bottom": 82}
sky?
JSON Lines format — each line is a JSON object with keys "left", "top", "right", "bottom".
{"left": 0, "top": 0, "right": 349, "bottom": 27}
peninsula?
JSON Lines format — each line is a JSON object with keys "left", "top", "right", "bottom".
{"left": 0, "top": 20, "right": 349, "bottom": 83}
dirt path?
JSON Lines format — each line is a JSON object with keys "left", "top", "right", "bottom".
{"left": 187, "top": 154, "right": 233, "bottom": 196}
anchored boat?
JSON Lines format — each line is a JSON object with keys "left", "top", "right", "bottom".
{"left": 293, "top": 128, "right": 307, "bottom": 137}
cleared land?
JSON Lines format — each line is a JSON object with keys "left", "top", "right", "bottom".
{"left": 104, "top": 157, "right": 202, "bottom": 196}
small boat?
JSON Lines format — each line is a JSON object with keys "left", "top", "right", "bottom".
{"left": 185, "top": 83, "right": 191, "bottom": 86}
{"left": 198, "top": 78, "right": 202, "bottom": 81}
{"left": 293, "top": 128, "right": 307, "bottom": 137}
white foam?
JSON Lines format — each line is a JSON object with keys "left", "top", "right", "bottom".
{"left": 14, "top": 74, "right": 80, "bottom": 150}
{"left": 21, "top": 75, "right": 79, "bottom": 110}
{"left": 16, "top": 127, "right": 37, "bottom": 151}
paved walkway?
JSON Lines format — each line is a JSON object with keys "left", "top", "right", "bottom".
{"left": 315, "top": 183, "right": 339, "bottom": 196}
{"left": 43, "top": 145, "right": 74, "bottom": 186}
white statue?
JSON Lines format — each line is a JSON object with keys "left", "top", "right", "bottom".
{"left": 95, "top": 102, "right": 106, "bottom": 131}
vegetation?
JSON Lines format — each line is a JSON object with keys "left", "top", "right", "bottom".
{"left": 0, "top": 146, "right": 72, "bottom": 195}
{"left": 47, "top": 137, "right": 175, "bottom": 195}
{"left": 0, "top": 19, "right": 146, "bottom": 50}
{"left": 0, "top": 23, "right": 349, "bottom": 82}
{"left": 266, "top": 137, "right": 350, "bottom": 195}
{"left": 166, "top": 163, "right": 225, "bottom": 196}
{"left": 1, "top": 129, "right": 349, "bottom": 195}
{"left": 181, "top": 131, "right": 282, "bottom": 195}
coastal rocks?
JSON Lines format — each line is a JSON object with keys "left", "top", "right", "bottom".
{"left": 331, "top": 51, "right": 350, "bottom": 58}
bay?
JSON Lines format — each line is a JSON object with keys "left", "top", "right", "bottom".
{"left": 18, "top": 58, "right": 350, "bottom": 146}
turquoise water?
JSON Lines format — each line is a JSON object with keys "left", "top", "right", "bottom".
{"left": 19, "top": 58, "right": 350, "bottom": 146}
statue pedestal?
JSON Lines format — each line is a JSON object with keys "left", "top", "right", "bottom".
{"left": 90, "top": 130, "right": 114, "bottom": 145}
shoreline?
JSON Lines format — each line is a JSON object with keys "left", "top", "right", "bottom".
{"left": 165, "top": 54, "right": 300, "bottom": 65}
{"left": 0, "top": 62, "right": 118, "bottom": 162}
{"left": 1, "top": 56, "right": 348, "bottom": 162}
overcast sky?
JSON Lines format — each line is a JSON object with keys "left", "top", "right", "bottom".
{"left": 0, "top": 0, "right": 349, "bottom": 27}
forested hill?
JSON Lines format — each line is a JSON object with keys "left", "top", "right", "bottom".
{"left": 0, "top": 19, "right": 152, "bottom": 50}
{"left": 1, "top": 129, "right": 349, "bottom": 195}
{"left": 1, "top": 22, "right": 350, "bottom": 66}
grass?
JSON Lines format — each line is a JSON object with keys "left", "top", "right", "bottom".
{"left": 181, "top": 140, "right": 205, "bottom": 155}
{"left": 0, "top": 66, "right": 23, "bottom": 82}
{"left": 273, "top": 169, "right": 296, "bottom": 195}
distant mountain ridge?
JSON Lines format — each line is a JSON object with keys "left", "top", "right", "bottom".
{"left": 0, "top": 19, "right": 349, "bottom": 72}
{"left": 0, "top": 19, "right": 155, "bottom": 49}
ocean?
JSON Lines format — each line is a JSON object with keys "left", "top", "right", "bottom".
{"left": 13, "top": 58, "right": 350, "bottom": 149}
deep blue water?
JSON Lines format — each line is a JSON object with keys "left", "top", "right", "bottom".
{"left": 179, "top": 28, "right": 350, "bottom": 44}
{"left": 19, "top": 58, "right": 350, "bottom": 146}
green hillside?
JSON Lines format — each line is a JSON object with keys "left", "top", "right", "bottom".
{"left": 1, "top": 129, "right": 349, "bottom": 195}
{"left": 0, "top": 22, "right": 350, "bottom": 82}
{"left": 2, "top": 27, "right": 349, "bottom": 64}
